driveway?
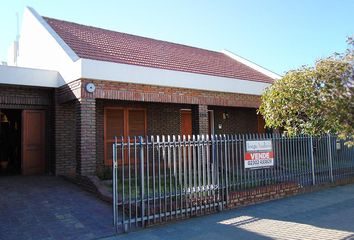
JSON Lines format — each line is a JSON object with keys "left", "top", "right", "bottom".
{"left": 0, "top": 175, "right": 115, "bottom": 240}
{"left": 103, "top": 183, "right": 354, "bottom": 240}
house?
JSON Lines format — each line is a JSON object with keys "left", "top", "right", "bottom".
{"left": 0, "top": 7, "right": 280, "bottom": 178}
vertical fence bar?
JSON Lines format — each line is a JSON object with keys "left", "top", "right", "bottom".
{"left": 134, "top": 137, "right": 138, "bottom": 227}
{"left": 167, "top": 135, "right": 172, "bottom": 220}
{"left": 206, "top": 135, "right": 211, "bottom": 212}
{"left": 121, "top": 136, "right": 126, "bottom": 232}
{"left": 219, "top": 135, "right": 224, "bottom": 210}
{"left": 332, "top": 136, "right": 337, "bottom": 180}
{"left": 281, "top": 134, "right": 286, "bottom": 183}
{"left": 211, "top": 135, "right": 216, "bottom": 212}
{"left": 323, "top": 136, "right": 327, "bottom": 183}
{"left": 309, "top": 136, "right": 316, "bottom": 185}
{"left": 151, "top": 136, "right": 156, "bottom": 224}
{"left": 162, "top": 135, "right": 167, "bottom": 222}
{"left": 139, "top": 137, "right": 145, "bottom": 227}
{"left": 196, "top": 135, "right": 201, "bottom": 215}
{"left": 238, "top": 134, "right": 243, "bottom": 190}
{"left": 173, "top": 135, "right": 178, "bottom": 219}
{"left": 215, "top": 135, "right": 221, "bottom": 210}
{"left": 177, "top": 135, "right": 183, "bottom": 218}
{"left": 293, "top": 136, "right": 298, "bottom": 183}
{"left": 234, "top": 135, "right": 239, "bottom": 191}
{"left": 188, "top": 135, "right": 192, "bottom": 216}
{"left": 230, "top": 135, "right": 234, "bottom": 191}
{"left": 317, "top": 136, "right": 323, "bottom": 183}
{"left": 146, "top": 136, "right": 150, "bottom": 225}
{"left": 157, "top": 136, "right": 162, "bottom": 222}
{"left": 183, "top": 135, "right": 188, "bottom": 217}
{"left": 127, "top": 136, "right": 132, "bottom": 229}
{"left": 201, "top": 135, "right": 206, "bottom": 214}
{"left": 224, "top": 134, "right": 229, "bottom": 207}
{"left": 327, "top": 134, "right": 334, "bottom": 183}
{"left": 112, "top": 137, "right": 118, "bottom": 231}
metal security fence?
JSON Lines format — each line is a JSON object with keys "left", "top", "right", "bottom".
{"left": 112, "top": 134, "right": 354, "bottom": 233}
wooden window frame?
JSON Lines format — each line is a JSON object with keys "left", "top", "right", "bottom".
{"left": 126, "top": 108, "right": 148, "bottom": 138}
{"left": 104, "top": 107, "right": 147, "bottom": 165}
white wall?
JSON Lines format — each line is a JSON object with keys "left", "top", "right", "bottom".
{"left": 81, "top": 59, "right": 271, "bottom": 95}
{"left": 17, "top": 7, "right": 81, "bottom": 85}
{"left": 0, "top": 65, "right": 60, "bottom": 88}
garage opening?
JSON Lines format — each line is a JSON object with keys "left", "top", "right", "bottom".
{"left": 0, "top": 109, "right": 22, "bottom": 175}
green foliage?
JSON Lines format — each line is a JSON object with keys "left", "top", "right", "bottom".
{"left": 259, "top": 37, "right": 354, "bottom": 146}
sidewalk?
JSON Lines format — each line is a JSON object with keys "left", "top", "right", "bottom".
{"left": 0, "top": 176, "right": 115, "bottom": 240}
{"left": 103, "top": 184, "right": 354, "bottom": 240}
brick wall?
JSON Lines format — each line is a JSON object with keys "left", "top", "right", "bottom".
{"left": 56, "top": 79, "right": 263, "bottom": 175}
{"left": 0, "top": 84, "right": 53, "bottom": 107}
{"left": 76, "top": 98, "right": 96, "bottom": 175}
{"left": 210, "top": 106, "right": 259, "bottom": 134}
{"left": 0, "top": 84, "right": 55, "bottom": 174}
{"left": 95, "top": 101, "right": 262, "bottom": 170}
{"left": 96, "top": 100, "right": 192, "bottom": 169}
{"left": 81, "top": 79, "right": 261, "bottom": 108}
{"left": 54, "top": 101, "right": 76, "bottom": 176}
{"left": 192, "top": 105, "right": 209, "bottom": 135}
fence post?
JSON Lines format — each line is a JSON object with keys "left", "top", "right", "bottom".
{"left": 327, "top": 134, "right": 334, "bottom": 183}
{"left": 139, "top": 136, "right": 145, "bottom": 227}
{"left": 309, "top": 136, "right": 316, "bottom": 185}
{"left": 112, "top": 137, "right": 118, "bottom": 231}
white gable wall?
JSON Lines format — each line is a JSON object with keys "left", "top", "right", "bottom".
{"left": 17, "top": 7, "right": 80, "bottom": 87}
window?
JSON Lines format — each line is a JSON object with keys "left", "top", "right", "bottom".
{"left": 104, "top": 107, "right": 146, "bottom": 165}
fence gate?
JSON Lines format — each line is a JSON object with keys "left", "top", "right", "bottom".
{"left": 112, "top": 134, "right": 354, "bottom": 233}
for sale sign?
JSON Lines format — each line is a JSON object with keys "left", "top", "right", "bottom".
{"left": 245, "top": 140, "right": 274, "bottom": 169}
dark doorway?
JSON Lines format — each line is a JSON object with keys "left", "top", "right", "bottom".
{"left": 0, "top": 109, "right": 22, "bottom": 175}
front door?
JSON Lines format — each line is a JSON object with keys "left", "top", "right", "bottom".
{"left": 22, "top": 110, "right": 45, "bottom": 175}
{"left": 180, "top": 109, "right": 192, "bottom": 137}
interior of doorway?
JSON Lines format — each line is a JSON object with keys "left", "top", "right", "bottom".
{"left": 0, "top": 109, "right": 22, "bottom": 175}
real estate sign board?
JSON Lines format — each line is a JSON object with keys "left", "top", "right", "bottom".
{"left": 245, "top": 140, "right": 274, "bottom": 169}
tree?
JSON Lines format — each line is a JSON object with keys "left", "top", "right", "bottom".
{"left": 259, "top": 37, "right": 354, "bottom": 146}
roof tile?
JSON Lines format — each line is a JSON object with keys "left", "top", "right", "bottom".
{"left": 44, "top": 17, "right": 274, "bottom": 83}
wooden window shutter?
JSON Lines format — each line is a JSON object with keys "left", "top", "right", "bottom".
{"left": 104, "top": 108, "right": 124, "bottom": 165}
{"left": 128, "top": 109, "right": 146, "bottom": 137}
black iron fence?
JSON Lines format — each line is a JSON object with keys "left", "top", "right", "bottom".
{"left": 112, "top": 134, "right": 354, "bottom": 233}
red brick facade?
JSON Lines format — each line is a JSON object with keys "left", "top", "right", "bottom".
{"left": 80, "top": 79, "right": 261, "bottom": 108}
{"left": 54, "top": 101, "right": 76, "bottom": 175}
{"left": 76, "top": 98, "right": 97, "bottom": 175}
{"left": 0, "top": 79, "right": 262, "bottom": 177}
{"left": 57, "top": 79, "right": 262, "bottom": 176}
{"left": 210, "top": 106, "right": 259, "bottom": 134}
{"left": 192, "top": 105, "right": 209, "bottom": 135}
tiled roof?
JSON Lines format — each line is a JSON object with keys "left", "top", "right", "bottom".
{"left": 44, "top": 17, "right": 274, "bottom": 83}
